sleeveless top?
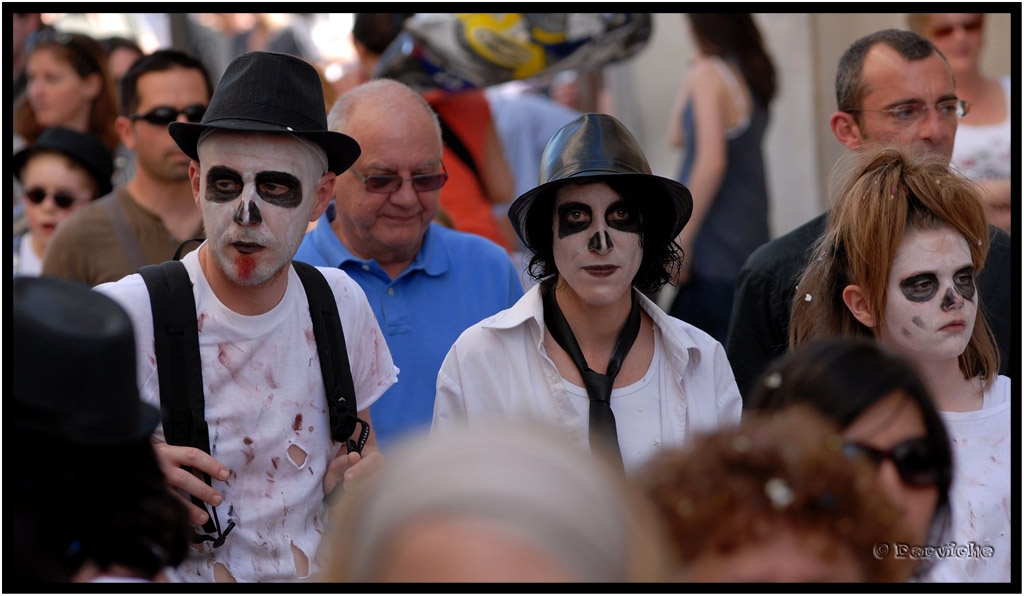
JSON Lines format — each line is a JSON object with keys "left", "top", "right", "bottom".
{"left": 678, "top": 56, "right": 770, "bottom": 282}
{"left": 951, "top": 76, "right": 1012, "bottom": 180}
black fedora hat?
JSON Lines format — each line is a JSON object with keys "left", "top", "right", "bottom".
{"left": 508, "top": 113, "right": 692, "bottom": 253}
{"left": 11, "top": 276, "right": 159, "bottom": 445}
{"left": 14, "top": 127, "right": 114, "bottom": 196}
{"left": 169, "top": 51, "right": 360, "bottom": 175}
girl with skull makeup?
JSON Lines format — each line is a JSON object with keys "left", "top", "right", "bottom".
{"left": 789, "top": 146, "right": 1010, "bottom": 582}
{"left": 432, "top": 114, "right": 742, "bottom": 474}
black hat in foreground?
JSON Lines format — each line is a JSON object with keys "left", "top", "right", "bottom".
{"left": 11, "top": 276, "right": 159, "bottom": 445}
{"left": 169, "top": 51, "right": 360, "bottom": 175}
{"left": 508, "top": 113, "right": 692, "bottom": 253}
{"left": 13, "top": 127, "right": 114, "bottom": 196}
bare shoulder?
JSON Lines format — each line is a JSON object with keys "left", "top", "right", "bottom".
{"left": 685, "top": 56, "right": 726, "bottom": 86}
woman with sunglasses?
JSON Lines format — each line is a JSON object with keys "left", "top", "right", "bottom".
{"left": 13, "top": 127, "right": 114, "bottom": 277}
{"left": 747, "top": 337, "right": 952, "bottom": 581}
{"left": 908, "top": 13, "right": 1011, "bottom": 235}
{"left": 787, "top": 146, "right": 1010, "bottom": 582}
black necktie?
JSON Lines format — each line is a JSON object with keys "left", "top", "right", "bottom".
{"left": 542, "top": 283, "right": 641, "bottom": 469}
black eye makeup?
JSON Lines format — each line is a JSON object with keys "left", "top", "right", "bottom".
{"left": 255, "top": 172, "right": 302, "bottom": 208}
{"left": 555, "top": 200, "right": 641, "bottom": 239}
{"left": 557, "top": 202, "right": 592, "bottom": 238}
{"left": 204, "top": 167, "right": 303, "bottom": 208}
{"left": 206, "top": 166, "right": 244, "bottom": 202}
{"left": 605, "top": 200, "right": 641, "bottom": 234}
{"left": 952, "top": 267, "right": 976, "bottom": 302}
{"left": 899, "top": 273, "right": 938, "bottom": 303}
{"left": 899, "top": 265, "right": 976, "bottom": 304}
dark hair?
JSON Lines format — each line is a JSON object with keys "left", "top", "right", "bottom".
{"left": 100, "top": 35, "right": 143, "bottom": 58}
{"left": 7, "top": 434, "right": 191, "bottom": 583}
{"left": 13, "top": 30, "right": 120, "bottom": 150}
{"left": 746, "top": 336, "right": 953, "bottom": 574}
{"left": 687, "top": 14, "right": 776, "bottom": 107}
{"left": 119, "top": 48, "right": 214, "bottom": 116}
{"left": 352, "top": 13, "right": 414, "bottom": 56}
{"left": 835, "top": 29, "right": 950, "bottom": 122}
{"left": 524, "top": 178, "right": 682, "bottom": 295}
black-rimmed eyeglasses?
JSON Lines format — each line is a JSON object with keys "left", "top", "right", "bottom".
{"left": 129, "top": 105, "right": 207, "bottom": 126}
{"left": 846, "top": 99, "right": 971, "bottom": 124}
{"left": 351, "top": 164, "right": 448, "bottom": 194}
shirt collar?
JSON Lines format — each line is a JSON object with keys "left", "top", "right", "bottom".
{"left": 313, "top": 208, "right": 452, "bottom": 277}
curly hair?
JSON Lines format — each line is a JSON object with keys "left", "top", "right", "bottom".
{"left": 523, "top": 178, "right": 683, "bottom": 295}
{"left": 635, "top": 406, "right": 916, "bottom": 582}
{"left": 790, "top": 146, "right": 998, "bottom": 387}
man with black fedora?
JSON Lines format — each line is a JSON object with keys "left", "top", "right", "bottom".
{"left": 10, "top": 276, "right": 191, "bottom": 583}
{"left": 95, "top": 51, "right": 397, "bottom": 583}
{"left": 432, "top": 113, "right": 741, "bottom": 474}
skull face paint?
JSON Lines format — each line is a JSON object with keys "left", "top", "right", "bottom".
{"left": 196, "top": 132, "right": 326, "bottom": 287}
{"left": 551, "top": 182, "right": 643, "bottom": 308}
{"left": 898, "top": 268, "right": 976, "bottom": 305}
{"left": 880, "top": 226, "right": 977, "bottom": 365}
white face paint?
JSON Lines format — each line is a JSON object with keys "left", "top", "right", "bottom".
{"left": 880, "top": 226, "right": 977, "bottom": 364}
{"left": 196, "top": 132, "right": 325, "bottom": 287}
{"left": 551, "top": 182, "right": 643, "bottom": 307}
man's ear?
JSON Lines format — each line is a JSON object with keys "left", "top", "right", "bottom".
{"left": 115, "top": 115, "right": 135, "bottom": 150}
{"left": 830, "top": 111, "right": 864, "bottom": 150}
{"left": 189, "top": 161, "right": 202, "bottom": 206}
{"left": 842, "top": 284, "right": 876, "bottom": 328}
{"left": 311, "top": 172, "right": 336, "bottom": 221}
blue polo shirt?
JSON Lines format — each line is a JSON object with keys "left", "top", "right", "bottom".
{"left": 294, "top": 209, "right": 524, "bottom": 450}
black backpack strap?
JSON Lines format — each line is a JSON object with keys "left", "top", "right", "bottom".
{"left": 139, "top": 261, "right": 209, "bottom": 453}
{"left": 293, "top": 261, "right": 369, "bottom": 454}
{"left": 139, "top": 260, "right": 234, "bottom": 546}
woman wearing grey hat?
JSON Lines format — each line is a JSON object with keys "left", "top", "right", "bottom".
{"left": 432, "top": 113, "right": 742, "bottom": 473}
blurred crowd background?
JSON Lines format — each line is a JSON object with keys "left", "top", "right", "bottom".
{"left": 35, "top": 12, "right": 1014, "bottom": 242}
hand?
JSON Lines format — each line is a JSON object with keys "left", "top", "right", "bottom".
{"left": 323, "top": 446, "right": 384, "bottom": 502}
{"left": 153, "top": 442, "right": 230, "bottom": 525}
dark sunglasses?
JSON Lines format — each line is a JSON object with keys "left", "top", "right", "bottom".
{"left": 129, "top": 105, "right": 207, "bottom": 126}
{"left": 931, "top": 19, "right": 983, "bottom": 38}
{"left": 842, "top": 438, "right": 945, "bottom": 487}
{"left": 24, "top": 187, "right": 79, "bottom": 210}
{"left": 352, "top": 164, "right": 448, "bottom": 194}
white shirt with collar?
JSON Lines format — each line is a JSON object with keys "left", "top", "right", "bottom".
{"left": 432, "top": 284, "right": 742, "bottom": 473}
